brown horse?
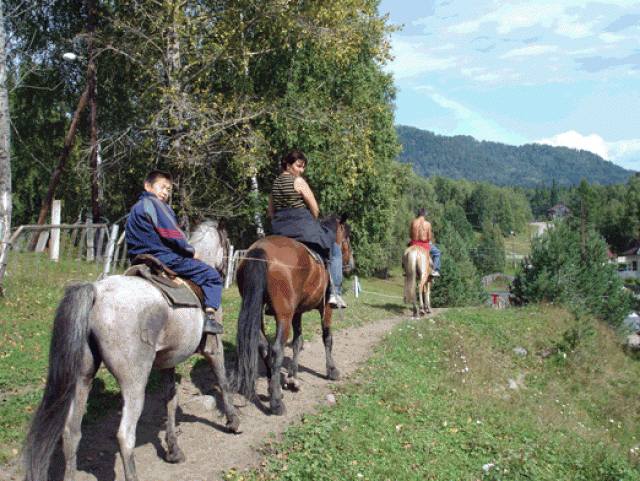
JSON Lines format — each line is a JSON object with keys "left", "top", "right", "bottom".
{"left": 403, "top": 244, "right": 433, "bottom": 316}
{"left": 235, "top": 213, "right": 354, "bottom": 415}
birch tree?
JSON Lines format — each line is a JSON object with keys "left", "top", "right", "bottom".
{"left": 0, "top": 0, "right": 12, "bottom": 294}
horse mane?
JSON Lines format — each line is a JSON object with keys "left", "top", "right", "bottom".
{"left": 320, "top": 212, "right": 339, "bottom": 234}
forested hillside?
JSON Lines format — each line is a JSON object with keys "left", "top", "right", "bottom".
{"left": 396, "top": 125, "right": 635, "bottom": 187}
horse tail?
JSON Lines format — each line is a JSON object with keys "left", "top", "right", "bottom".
{"left": 403, "top": 249, "right": 417, "bottom": 304}
{"left": 23, "top": 283, "right": 95, "bottom": 481}
{"left": 235, "top": 247, "right": 267, "bottom": 399}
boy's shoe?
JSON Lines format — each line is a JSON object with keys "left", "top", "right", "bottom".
{"left": 431, "top": 271, "right": 440, "bottom": 277}
{"left": 203, "top": 308, "right": 224, "bottom": 334}
{"left": 329, "top": 294, "right": 348, "bottom": 309}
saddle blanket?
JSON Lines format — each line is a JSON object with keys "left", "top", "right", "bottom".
{"left": 124, "top": 264, "right": 202, "bottom": 308}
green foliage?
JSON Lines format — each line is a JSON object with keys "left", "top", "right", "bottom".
{"left": 473, "top": 221, "right": 506, "bottom": 275}
{"left": 396, "top": 125, "right": 634, "bottom": 187}
{"left": 442, "top": 203, "right": 474, "bottom": 244}
{"left": 431, "top": 221, "right": 486, "bottom": 307}
{"left": 512, "top": 221, "right": 632, "bottom": 326}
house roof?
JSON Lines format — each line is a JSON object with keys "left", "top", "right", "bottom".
{"left": 622, "top": 246, "right": 640, "bottom": 256}
{"left": 547, "top": 204, "right": 570, "bottom": 213}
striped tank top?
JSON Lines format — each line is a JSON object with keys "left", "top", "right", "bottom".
{"left": 271, "top": 174, "right": 307, "bottom": 212}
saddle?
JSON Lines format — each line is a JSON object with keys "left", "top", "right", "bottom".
{"left": 124, "top": 254, "right": 204, "bottom": 308}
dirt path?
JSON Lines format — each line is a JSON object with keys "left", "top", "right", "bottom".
{"left": 3, "top": 311, "right": 441, "bottom": 481}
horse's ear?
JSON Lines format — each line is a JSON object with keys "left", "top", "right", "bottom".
{"left": 340, "top": 213, "right": 348, "bottom": 224}
{"left": 218, "top": 217, "right": 227, "bottom": 232}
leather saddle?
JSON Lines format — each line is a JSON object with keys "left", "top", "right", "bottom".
{"left": 124, "top": 254, "right": 204, "bottom": 308}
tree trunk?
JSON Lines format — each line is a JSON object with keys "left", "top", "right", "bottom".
{"left": 29, "top": 84, "right": 90, "bottom": 250}
{"left": 0, "top": 1, "right": 12, "bottom": 295}
{"left": 88, "top": 0, "right": 101, "bottom": 223}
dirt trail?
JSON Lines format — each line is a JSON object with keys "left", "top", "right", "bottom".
{"left": 2, "top": 311, "right": 441, "bottom": 481}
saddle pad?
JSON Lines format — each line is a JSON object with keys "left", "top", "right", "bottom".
{"left": 124, "top": 264, "right": 202, "bottom": 308}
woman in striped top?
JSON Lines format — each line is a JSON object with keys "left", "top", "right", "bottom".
{"left": 267, "top": 150, "right": 347, "bottom": 309}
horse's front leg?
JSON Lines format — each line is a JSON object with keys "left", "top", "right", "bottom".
{"left": 322, "top": 307, "right": 340, "bottom": 380}
{"left": 269, "top": 318, "right": 290, "bottom": 415}
{"left": 202, "top": 337, "right": 241, "bottom": 433}
{"left": 162, "top": 368, "right": 186, "bottom": 463}
{"left": 283, "top": 313, "right": 303, "bottom": 392}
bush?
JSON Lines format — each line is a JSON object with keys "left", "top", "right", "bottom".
{"left": 431, "top": 221, "right": 486, "bottom": 307}
{"left": 512, "top": 221, "right": 632, "bottom": 327}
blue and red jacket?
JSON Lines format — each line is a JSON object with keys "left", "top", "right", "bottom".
{"left": 125, "top": 191, "right": 195, "bottom": 262}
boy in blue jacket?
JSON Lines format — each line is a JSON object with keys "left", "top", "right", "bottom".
{"left": 125, "top": 170, "right": 223, "bottom": 335}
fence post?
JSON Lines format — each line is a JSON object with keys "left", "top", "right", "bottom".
{"left": 225, "top": 244, "right": 235, "bottom": 289}
{"left": 353, "top": 275, "right": 360, "bottom": 297}
{"left": 50, "top": 200, "right": 61, "bottom": 262}
{"left": 86, "top": 214, "right": 95, "bottom": 262}
{"left": 101, "top": 224, "right": 119, "bottom": 279}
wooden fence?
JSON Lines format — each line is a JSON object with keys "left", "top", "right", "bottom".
{"left": 5, "top": 218, "right": 242, "bottom": 288}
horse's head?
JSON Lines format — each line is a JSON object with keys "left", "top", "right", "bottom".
{"left": 335, "top": 213, "right": 355, "bottom": 274}
{"left": 189, "top": 219, "right": 229, "bottom": 278}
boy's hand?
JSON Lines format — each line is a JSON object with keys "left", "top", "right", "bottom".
{"left": 194, "top": 252, "right": 201, "bottom": 261}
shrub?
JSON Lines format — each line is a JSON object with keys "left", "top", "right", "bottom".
{"left": 432, "top": 221, "right": 486, "bottom": 307}
{"left": 512, "top": 221, "right": 632, "bottom": 327}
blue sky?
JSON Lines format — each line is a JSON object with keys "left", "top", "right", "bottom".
{"left": 378, "top": 0, "right": 640, "bottom": 171}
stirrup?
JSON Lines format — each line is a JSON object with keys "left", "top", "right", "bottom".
{"left": 203, "top": 310, "right": 223, "bottom": 335}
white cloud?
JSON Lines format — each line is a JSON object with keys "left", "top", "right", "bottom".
{"left": 555, "top": 14, "right": 597, "bottom": 38}
{"left": 535, "top": 131, "right": 610, "bottom": 159}
{"left": 420, "top": 88, "right": 523, "bottom": 144}
{"left": 494, "top": 3, "right": 564, "bottom": 33}
{"left": 385, "top": 37, "right": 458, "bottom": 78}
{"left": 502, "top": 45, "right": 559, "bottom": 57}
{"left": 599, "top": 33, "right": 627, "bottom": 43}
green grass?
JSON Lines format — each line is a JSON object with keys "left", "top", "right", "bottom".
{"left": 0, "top": 257, "right": 406, "bottom": 463}
{"left": 3, "top": 253, "right": 639, "bottom": 479}
{"left": 225, "top": 306, "right": 640, "bottom": 481}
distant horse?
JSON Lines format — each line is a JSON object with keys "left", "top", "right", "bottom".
{"left": 22, "top": 221, "right": 239, "bottom": 481}
{"left": 235, "top": 213, "right": 354, "bottom": 415}
{"left": 403, "top": 244, "right": 433, "bottom": 316}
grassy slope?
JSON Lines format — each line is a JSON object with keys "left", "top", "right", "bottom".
{"left": 231, "top": 305, "right": 640, "bottom": 480}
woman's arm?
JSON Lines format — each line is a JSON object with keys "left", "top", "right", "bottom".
{"left": 294, "top": 177, "right": 320, "bottom": 219}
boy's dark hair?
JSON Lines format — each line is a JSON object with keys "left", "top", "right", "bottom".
{"left": 416, "top": 207, "right": 426, "bottom": 217}
{"left": 144, "top": 170, "right": 173, "bottom": 187}
{"left": 281, "top": 149, "right": 308, "bottom": 171}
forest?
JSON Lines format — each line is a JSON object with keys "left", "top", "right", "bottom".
{"left": 395, "top": 125, "right": 635, "bottom": 187}
{"left": 6, "top": 1, "right": 640, "bottom": 285}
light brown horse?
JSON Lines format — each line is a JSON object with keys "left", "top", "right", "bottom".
{"left": 403, "top": 244, "right": 433, "bottom": 316}
{"left": 235, "top": 213, "right": 354, "bottom": 415}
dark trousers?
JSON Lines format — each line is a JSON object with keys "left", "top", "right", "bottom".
{"left": 159, "top": 254, "right": 223, "bottom": 310}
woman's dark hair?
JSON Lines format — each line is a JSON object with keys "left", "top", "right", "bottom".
{"left": 416, "top": 207, "right": 426, "bottom": 217}
{"left": 281, "top": 149, "right": 308, "bottom": 171}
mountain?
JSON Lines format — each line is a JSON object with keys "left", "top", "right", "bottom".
{"left": 395, "top": 125, "right": 635, "bottom": 187}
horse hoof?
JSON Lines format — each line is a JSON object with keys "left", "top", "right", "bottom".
{"left": 327, "top": 367, "right": 340, "bottom": 380}
{"left": 165, "top": 447, "right": 186, "bottom": 464}
{"left": 285, "top": 377, "right": 301, "bottom": 391}
{"left": 271, "top": 403, "right": 286, "bottom": 416}
{"left": 226, "top": 415, "right": 241, "bottom": 433}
